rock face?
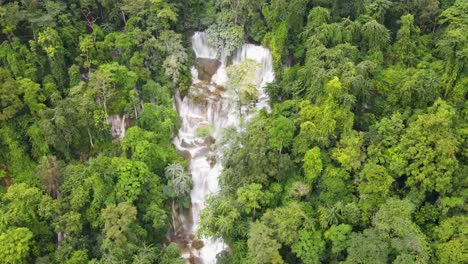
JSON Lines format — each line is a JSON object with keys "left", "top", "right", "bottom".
{"left": 196, "top": 58, "right": 221, "bottom": 82}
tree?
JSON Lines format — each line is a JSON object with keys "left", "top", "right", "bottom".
{"left": 159, "top": 243, "right": 185, "bottom": 264}
{"left": 160, "top": 31, "right": 188, "bottom": 85}
{"left": 437, "top": 0, "right": 468, "bottom": 103}
{"left": 263, "top": 22, "right": 288, "bottom": 69}
{"left": 361, "top": 19, "right": 390, "bottom": 52}
{"left": 398, "top": 99, "right": 460, "bottom": 195}
{"left": 88, "top": 63, "right": 137, "bottom": 116}
{"left": 346, "top": 228, "right": 389, "bottom": 264}
{"left": 365, "top": 0, "right": 392, "bottom": 23}
{"left": 136, "top": 103, "right": 180, "bottom": 143}
{"left": 226, "top": 59, "right": 261, "bottom": 124}
{"left": 165, "top": 163, "right": 192, "bottom": 233}
{"left": 236, "top": 183, "right": 270, "bottom": 217}
{"left": 207, "top": 23, "right": 245, "bottom": 56}
{"left": 0, "top": 68, "right": 23, "bottom": 121}
{"left": 261, "top": 202, "right": 306, "bottom": 245}
{"left": 18, "top": 78, "right": 46, "bottom": 116}
{"left": 356, "top": 163, "right": 394, "bottom": 222}
{"left": 373, "top": 198, "right": 430, "bottom": 262}
{"left": 0, "top": 228, "right": 34, "bottom": 264}
{"left": 433, "top": 216, "right": 468, "bottom": 264}
{"left": 132, "top": 244, "right": 157, "bottom": 264}
{"left": 303, "top": 147, "right": 323, "bottom": 182}
{"left": 317, "top": 166, "right": 353, "bottom": 206}
{"left": 291, "top": 228, "right": 325, "bottom": 264}
{"left": 330, "top": 131, "right": 366, "bottom": 172}
{"left": 100, "top": 202, "right": 137, "bottom": 253}
{"left": 89, "top": 70, "right": 114, "bottom": 116}
{"left": 247, "top": 222, "right": 283, "bottom": 264}
{"left": 65, "top": 250, "right": 89, "bottom": 264}
{"left": 37, "top": 27, "right": 67, "bottom": 88}
{"left": 199, "top": 195, "right": 241, "bottom": 243}
{"left": 393, "top": 14, "right": 421, "bottom": 67}
{"left": 165, "top": 163, "right": 191, "bottom": 197}
{"left": 268, "top": 115, "right": 295, "bottom": 153}
{"left": 113, "top": 157, "right": 153, "bottom": 203}
{"left": 325, "top": 224, "right": 352, "bottom": 259}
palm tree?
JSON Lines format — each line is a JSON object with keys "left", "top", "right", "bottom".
{"left": 173, "top": 171, "right": 192, "bottom": 196}
{"left": 165, "top": 163, "right": 192, "bottom": 234}
{"left": 165, "top": 163, "right": 184, "bottom": 182}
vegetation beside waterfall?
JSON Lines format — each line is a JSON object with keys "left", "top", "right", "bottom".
{"left": 0, "top": 0, "right": 467, "bottom": 264}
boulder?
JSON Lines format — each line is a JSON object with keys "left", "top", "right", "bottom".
{"left": 196, "top": 58, "right": 221, "bottom": 82}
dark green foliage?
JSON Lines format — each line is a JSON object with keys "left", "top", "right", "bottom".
{"left": 0, "top": 0, "right": 187, "bottom": 262}
{"left": 199, "top": 0, "right": 467, "bottom": 263}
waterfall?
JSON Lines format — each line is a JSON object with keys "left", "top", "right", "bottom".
{"left": 173, "top": 32, "right": 274, "bottom": 264}
{"left": 107, "top": 114, "right": 127, "bottom": 140}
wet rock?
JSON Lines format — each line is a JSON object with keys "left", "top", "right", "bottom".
{"left": 180, "top": 139, "right": 196, "bottom": 148}
{"left": 178, "top": 150, "right": 192, "bottom": 160}
{"left": 192, "top": 147, "right": 209, "bottom": 159}
{"left": 203, "top": 136, "right": 216, "bottom": 147}
{"left": 196, "top": 58, "right": 221, "bottom": 82}
{"left": 192, "top": 239, "right": 204, "bottom": 250}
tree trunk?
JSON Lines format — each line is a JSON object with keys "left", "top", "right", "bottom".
{"left": 121, "top": 10, "right": 127, "bottom": 29}
{"left": 172, "top": 199, "right": 177, "bottom": 235}
{"left": 87, "top": 127, "right": 94, "bottom": 148}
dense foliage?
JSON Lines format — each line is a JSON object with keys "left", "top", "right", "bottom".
{"left": 0, "top": 0, "right": 196, "bottom": 262}
{"left": 197, "top": 0, "right": 467, "bottom": 263}
{"left": 0, "top": 0, "right": 466, "bottom": 263}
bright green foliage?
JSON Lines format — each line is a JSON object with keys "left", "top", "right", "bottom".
{"left": 317, "top": 166, "right": 353, "bottom": 205}
{"left": 268, "top": 115, "right": 295, "bottom": 152}
{"left": 236, "top": 183, "right": 271, "bottom": 216}
{"left": 325, "top": 224, "right": 352, "bottom": 256}
{"left": 398, "top": 99, "right": 460, "bottom": 195}
{"left": 392, "top": 14, "right": 421, "bottom": 66}
{"left": 0, "top": 0, "right": 192, "bottom": 262}
{"left": 159, "top": 243, "right": 185, "bottom": 264}
{"left": 65, "top": 250, "right": 89, "bottom": 264}
{"left": 331, "top": 131, "right": 366, "bottom": 172}
{"left": 136, "top": 103, "right": 180, "bottom": 142}
{"left": 263, "top": 22, "right": 288, "bottom": 69}
{"left": 113, "top": 157, "right": 152, "bottom": 203}
{"left": 199, "top": 195, "right": 241, "bottom": 242}
{"left": 361, "top": 19, "right": 390, "bottom": 52}
{"left": 0, "top": 227, "right": 34, "bottom": 264}
{"left": 356, "top": 163, "right": 394, "bottom": 221}
{"left": 0, "top": 68, "right": 23, "bottom": 121}
{"left": 18, "top": 78, "right": 46, "bottom": 116}
{"left": 303, "top": 147, "right": 323, "bottom": 182}
{"left": 261, "top": 202, "right": 306, "bottom": 245}
{"left": 101, "top": 202, "right": 137, "bottom": 247}
{"left": 247, "top": 222, "right": 283, "bottom": 264}
{"left": 433, "top": 216, "right": 468, "bottom": 263}
{"left": 226, "top": 59, "right": 261, "bottom": 123}
{"left": 292, "top": 228, "right": 325, "bottom": 264}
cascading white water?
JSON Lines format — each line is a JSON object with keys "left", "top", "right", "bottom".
{"left": 173, "top": 32, "right": 274, "bottom": 264}
{"left": 107, "top": 114, "right": 127, "bottom": 140}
